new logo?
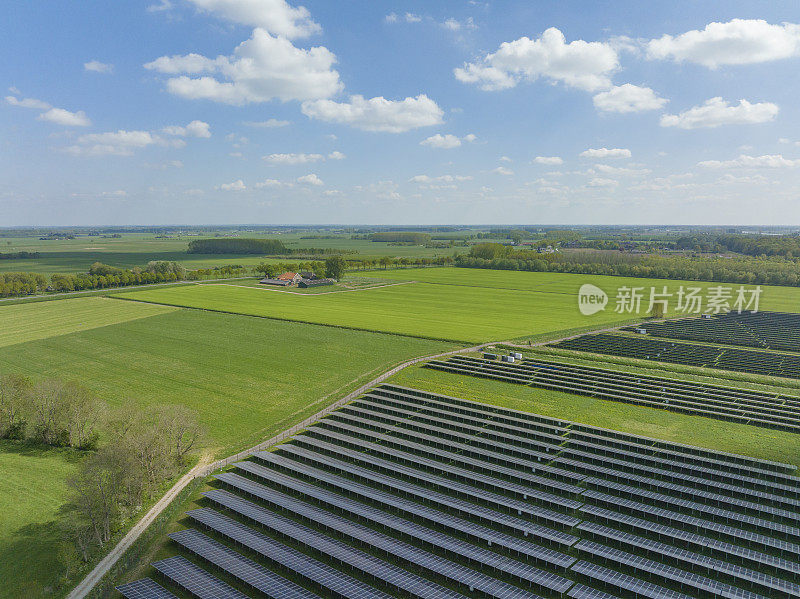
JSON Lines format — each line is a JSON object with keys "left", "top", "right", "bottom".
{"left": 578, "top": 283, "right": 608, "bottom": 315}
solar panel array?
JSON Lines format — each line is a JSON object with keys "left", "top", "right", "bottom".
{"left": 130, "top": 383, "right": 800, "bottom": 599}
{"left": 422, "top": 354, "right": 800, "bottom": 433}
{"left": 549, "top": 332, "right": 800, "bottom": 379}
{"left": 623, "top": 311, "right": 800, "bottom": 352}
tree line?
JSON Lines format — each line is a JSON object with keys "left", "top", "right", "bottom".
{"left": 187, "top": 238, "right": 355, "bottom": 255}
{"left": 0, "top": 251, "right": 40, "bottom": 259}
{"left": 0, "top": 373, "right": 203, "bottom": 575}
{"left": 459, "top": 243, "right": 800, "bottom": 286}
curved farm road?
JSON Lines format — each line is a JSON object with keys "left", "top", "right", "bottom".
{"left": 66, "top": 320, "right": 637, "bottom": 599}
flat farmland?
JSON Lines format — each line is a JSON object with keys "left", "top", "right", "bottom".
{"left": 113, "top": 267, "right": 800, "bottom": 343}
{"left": 0, "top": 308, "right": 456, "bottom": 454}
{"left": 113, "top": 281, "right": 636, "bottom": 343}
{"left": 0, "top": 297, "right": 178, "bottom": 348}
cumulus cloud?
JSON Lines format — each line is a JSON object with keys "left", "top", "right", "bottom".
{"left": 420, "top": 133, "right": 477, "bottom": 149}
{"left": 443, "top": 17, "right": 476, "bottom": 31}
{"left": 327, "top": 150, "right": 345, "bottom": 160}
{"left": 592, "top": 164, "right": 650, "bottom": 176}
{"left": 579, "top": 147, "right": 631, "bottom": 159}
{"left": 255, "top": 178, "right": 290, "bottom": 188}
{"left": 409, "top": 174, "right": 473, "bottom": 183}
{"left": 533, "top": 156, "right": 563, "bottom": 165}
{"left": 301, "top": 94, "right": 444, "bottom": 133}
{"left": 244, "top": 118, "right": 290, "bottom": 127}
{"left": 646, "top": 19, "right": 800, "bottom": 68}
{"left": 186, "top": 0, "right": 321, "bottom": 39}
{"left": 162, "top": 120, "right": 212, "bottom": 137}
{"left": 65, "top": 128, "right": 189, "bottom": 156}
{"left": 84, "top": 60, "right": 114, "bottom": 74}
{"left": 454, "top": 27, "right": 618, "bottom": 91}
{"left": 698, "top": 154, "right": 800, "bottom": 169}
{"left": 385, "top": 12, "right": 421, "bottom": 24}
{"left": 592, "top": 84, "right": 667, "bottom": 113}
{"left": 217, "top": 179, "right": 247, "bottom": 191}
{"left": 587, "top": 177, "right": 618, "bottom": 187}
{"left": 660, "top": 97, "right": 778, "bottom": 129}
{"left": 37, "top": 108, "right": 91, "bottom": 127}
{"left": 146, "top": 0, "right": 172, "bottom": 12}
{"left": 297, "top": 173, "right": 323, "bottom": 185}
{"left": 7, "top": 94, "right": 91, "bottom": 126}
{"left": 144, "top": 28, "right": 342, "bottom": 104}
{"left": 492, "top": 166, "right": 514, "bottom": 175}
{"left": 264, "top": 152, "right": 324, "bottom": 164}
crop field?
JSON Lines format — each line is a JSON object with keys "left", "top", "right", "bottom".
{"left": 113, "top": 268, "right": 800, "bottom": 343}
{"left": 0, "top": 308, "right": 456, "bottom": 453}
{"left": 0, "top": 232, "right": 457, "bottom": 275}
{"left": 0, "top": 297, "right": 178, "bottom": 348}
{"left": 0, "top": 442, "right": 82, "bottom": 599}
{"left": 111, "top": 281, "right": 637, "bottom": 343}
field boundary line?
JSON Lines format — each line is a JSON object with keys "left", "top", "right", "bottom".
{"left": 66, "top": 319, "right": 638, "bottom": 599}
{"left": 208, "top": 280, "right": 416, "bottom": 295}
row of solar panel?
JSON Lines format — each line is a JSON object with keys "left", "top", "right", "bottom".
{"left": 549, "top": 333, "right": 800, "bottom": 379}
{"left": 117, "top": 384, "right": 800, "bottom": 599}
{"left": 623, "top": 310, "right": 800, "bottom": 353}
{"left": 422, "top": 355, "right": 800, "bottom": 433}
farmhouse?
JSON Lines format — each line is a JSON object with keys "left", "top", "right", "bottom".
{"left": 279, "top": 271, "right": 302, "bottom": 284}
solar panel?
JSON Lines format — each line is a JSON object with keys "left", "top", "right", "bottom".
{"left": 151, "top": 556, "right": 250, "bottom": 599}
{"left": 187, "top": 506, "right": 467, "bottom": 599}
{"left": 168, "top": 528, "right": 321, "bottom": 599}
{"left": 218, "top": 464, "right": 576, "bottom": 571}
{"left": 570, "top": 560, "right": 692, "bottom": 599}
{"left": 204, "top": 485, "right": 563, "bottom": 598}
{"left": 566, "top": 584, "right": 620, "bottom": 599}
{"left": 115, "top": 578, "right": 178, "bottom": 599}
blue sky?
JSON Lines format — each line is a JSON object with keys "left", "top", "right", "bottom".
{"left": 3, "top": 0, "right": 800, "bottom": 226}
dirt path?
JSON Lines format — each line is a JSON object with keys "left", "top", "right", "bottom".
{"left": 65, "top": 319, "right": 640, "bottom": 598}
{"left": 209, "top": 280, "right": 416, "bottom": 295}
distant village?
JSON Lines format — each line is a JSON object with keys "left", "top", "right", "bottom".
{"left": 259, "top": 271, "right": 336, "bottom": 288}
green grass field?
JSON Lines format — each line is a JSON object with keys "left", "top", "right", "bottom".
{"left": 112, "top": 268, "right": 800, "bottom": 343}
{"left": 0, "top": 232, "right": 457, "bottom": 275}
{"left": 0, "top": 442, "right": 83, "bottom": 599}
{"left": 0, "top": 297, "right": 178, "bottom": 348}
{"left": 388, "top": 364, "right": 800, "bottom": 468}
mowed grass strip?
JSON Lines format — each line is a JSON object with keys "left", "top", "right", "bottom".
{"left": 0, "top": 442, "right": 82, "bottom": 599}
{"left": 112, "top": 281, "right": 636, "bottom": 343}
{"left": 0, "top": 309, "right": 457, "bottom": 454}
{"left": 389, "top": 365, "right": 800, "bottom": 469}
{"left": 0, "top": 297, "right": 178, "bottom": 348}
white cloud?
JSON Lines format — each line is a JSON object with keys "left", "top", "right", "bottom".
{"left": 84, "top": 60, "right": 114, "bottom": 74}
{"left": 301, "top": 94, "right": 444, "bottom": 133}
{"left": 533, "top": 156, "right": 563, "bottom": 165}
{"left": 186, "top": 0, "right": 321, "bottom": 39}
{"left": 698, "top": 154, "right": 800, "bottom": 169}
{"left": 327, "top": 150, "right": 345, "bottom": 160}
{"left": 492, "top": 166, "right": 514, "bottom": 175}
{"left": 162, "top": 120, "right": 212, "bottom": 137}
{"left": 580, "top": 147, "right": 631, "bottom": 159}
{"left": 147, "top": 0, "right": 172, "bottom": 12}
{"left": 592, "top": 84, "right": 667, "bottom": 113}
{"left": 420, "top": 133, "right": 477, "bottom": 149}
{"left": 443, "top": 17, "right": 476, "bottom": 31}
{"left": 499, "top": 155, "right": 512, "bottom": 162}
{"left": 297, "top": 173, "right": 323, "bottom": 185}
{"left": 244, "top": 118, "right": 290, "bottom": 127}
{"left": 145, "top": 28, "right": 342, "bottom": 104}
{"left": 592, "top": 164, "right": 650, "bottom": 176}
{"left": 65, "top": 129, "right": 187, "bottom": 156}
{"left": 5, "top": 95, "right": 51, "bottom": 110}
{"left": 264, "top": 152, "right": 324, "bottom": 164}
{"left": 409, "top": 174, "right": 472, "bottom": 183}
{"left": 255, "top": 178, "right": 289, "bottom": 187}
{"left": 454, "top": 27, "right": 618, "bottom": 91}
{"left": 587, "top": 177, "right": 618, "bottom": 187}
{"left": 646, "top": 19, "right": 800, "bottom": 68}
{"left": 660, "top": 97, "right": 778, "bottom": 129}
{"left": 217, "top": 179, "right": 247, "bottom": 191}
{"left": 385, "top": 12, "right": 421, "bottom": 24}
{"left": 38, "top": 108, "right": 91, "bottom": 127}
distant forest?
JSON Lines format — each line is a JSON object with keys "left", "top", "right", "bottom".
{"left": 187, "top": 238, "right": 353, "bottom": 255}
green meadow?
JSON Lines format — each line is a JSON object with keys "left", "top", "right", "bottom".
{"left": 113, "top": 268, "right": 800, "bottom": 343}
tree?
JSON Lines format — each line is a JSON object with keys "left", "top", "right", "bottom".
{"left": 0, "top": 374, "right": 31, "bottom": 439}
{"left": 324, "top": 256, "right": 347, "bottom": 281}
{"left": 379, "top": 256, "right": 393, "bottom": 269}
